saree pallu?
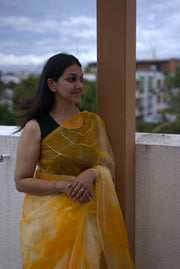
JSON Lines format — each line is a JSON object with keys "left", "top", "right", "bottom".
{"left": 20, "top": 111, "right": 134, "bottom": 269}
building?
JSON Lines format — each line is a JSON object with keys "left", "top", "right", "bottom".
{"left": 85, "top": 62, "right": 97, "bottom": 73}
{"left": 136, "top": 69, "right": 167, "bottom": 123}
{"left": 85, "top": 58, "right": 180, "bottom": 123}
{"left": 136, "top": 58, "right": 180, "bottom": 74}
{"left": 136, "top": 58, "right": 180, "bottom": 123}
{"left": 0, "top": 88, "right": 13, "bottom": 106}
{"left": 1, "top": 74, "right": 20, "bottom": 84}
{"left": 87, "top": 58, "right": 180, "bottom": 75}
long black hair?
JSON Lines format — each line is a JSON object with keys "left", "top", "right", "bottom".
{"left": 14, "top": 53, "right": 81, "bottom": 131}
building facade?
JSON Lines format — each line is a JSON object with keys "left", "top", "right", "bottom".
{"left": 136, "top": 58, "right": 180, "bottom": 74}
{"left": 136, "top": 69, "right": 167, "bottom": 123}
{"left": 86, "top": 58, "right": 180, "bottom": 123}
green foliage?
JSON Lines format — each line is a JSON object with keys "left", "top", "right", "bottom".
{"left": 1, "top": 73, "right": 97, "bottom": 125}
{"left": 84, "top": 66, "right": 91, "bottom": 73}
{"left": 136, "top": 120, "right": 157, "bottom": 133}
{"left": 12, "top": 75, "right": 97, "bottom": 113}
{"left": 6, "top": 81, "right": 16, "bottom": 89}
{"left": 0, "top": 79, "right": 16, "bottom": 125}
{"left": 13, "top": 75, "right": 39, "bottom": 100}
{"left": 12, "top": 75, "right": 39, "bottom": 121}
{"left": 0, "top": 80, "right": 6, "bottom": 94}
{"left": 137, "top": 68, "right": 180, "bottom": 134}
{"left": 162, "top": 93, "right": 180, "bottom": 116}
{"left": 149, "top": 88, "right": 156, "bottom": 94}
{"left": 77, "top": 79, "right": 97, "bottom": 113}
{"left": 152, "top": 67, "right": 180, "bottom": 134}
{"left": 162, "top": 67, "right": 180, "bottom": 116}
{"left": 0, "top": 103, "right": 16, "bottom": 125}
{"left": 168, "top": 67, "right": 180, "bottom": 88}
{"left": 152, "top": 119, "right": 180, "bottom": 134}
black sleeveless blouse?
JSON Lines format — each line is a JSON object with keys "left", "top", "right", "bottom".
{"left": 35, "top": 110, "right": 83, "bottom": 141}
{"left": 35, "top": 114, "right": 59, "bottom": 141}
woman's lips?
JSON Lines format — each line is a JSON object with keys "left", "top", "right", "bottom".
{"left": 72, "top": 91, "right": 81, "bottom": 96}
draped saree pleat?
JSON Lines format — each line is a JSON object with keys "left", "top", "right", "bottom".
{"left": 20, "top": 111, "right": 134, "bottom": 269}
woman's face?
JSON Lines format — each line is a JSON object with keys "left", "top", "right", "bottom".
{"left": 52, "top": 64, "right": 83, "bottom": 105}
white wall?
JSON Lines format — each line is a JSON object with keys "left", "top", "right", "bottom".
{"left": 135, "top": 133, "right": 180, "bottom": 269}
{"left": 0, "top": 129, "right": 23, "bottom": 269}
{"left": 0, "top": 129, "right": 180, "bottom": 269}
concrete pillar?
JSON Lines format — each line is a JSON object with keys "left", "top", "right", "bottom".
{"left": 97, "top": 0, "right": 136, "bottom": 258}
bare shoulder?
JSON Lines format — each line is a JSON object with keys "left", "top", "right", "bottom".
{"left": 16, "top": 119, "right": 41, "bottom": 165}
{"left": 20, "top": 119, "right": 41, "bottom": 144}
{"left": 24, "top": 119, "right": 40, "bottom": 133}
{"left": 15, "top": 120, "right": 41, "bottom": 184}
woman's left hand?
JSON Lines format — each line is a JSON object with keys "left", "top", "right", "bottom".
{"left": 68, "top": 169, "right": 96, "bottom": 203}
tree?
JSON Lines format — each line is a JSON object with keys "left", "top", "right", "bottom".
{"left": 77, "top": 79, "right": 97, "bottom": 113}
{"left": 0, "top": 78, "right": 16, "bottom": 125}
{"left": 152, "top": 120, "right": 180, "bottom": 134}
{"left": 136, "top": 119, "right": 157, "bottom": 133}
{"left": 13, "top": 75, "right": 39, "bottom": 100}
{"left": 162, "top": 67, "right": 180, "bottom": 117}
{"left": 12, "top": 75, "right": 39, "bottom": 121}
{"left": 0, "top": 80, "right": 6, "bottom": 95}
{"left": 13, "top": 75, "right": 97, "bottom": 113}
{"left": 151, "top": 67, "right": 180, "bottom": 134}
{"left": 0, "top": 103, "right": 16, "bottom": 125}
{"left": 12, "top": 75, "right": 97, "bottom": 125}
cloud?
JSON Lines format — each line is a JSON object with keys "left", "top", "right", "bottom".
{"left": 0, "top": 16, "right": 61, "bottom": 33}
{"left": 136, "top": 0, "right": 180, "bottom": 59}
{"left": 0, "top": 50, "right": 96, "bottom": 70}
{"left": 0, "top": 53, "right": 50, "bottom": 66}
{"left": 0, "top": 15, "right": 96, "bottom": 70}
{"left": 0, "top": 15, "right": 96, "bottom": 36}
{"left": 1, "top": 0, "right": 180, "bottom": 71}
{"left": 0, "top": 15, "right": 96, "bottom": 51}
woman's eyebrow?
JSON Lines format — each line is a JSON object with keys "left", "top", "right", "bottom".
{"left": 65, "top": 73, "right": 83, "bottom": 77}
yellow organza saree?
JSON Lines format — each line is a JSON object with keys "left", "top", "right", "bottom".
{"left": 20, "top": 111, "right": 134, "bottom": 269}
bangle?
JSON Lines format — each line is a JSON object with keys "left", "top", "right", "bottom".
{"left": 90, "top": 168, "right": 98, "bottom": 178}
{"left": 54, "top": 179, "right": 60, "bottom": 194}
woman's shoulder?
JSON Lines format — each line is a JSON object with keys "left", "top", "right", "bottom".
{"left": 21, "top": 119, "right": 41, "bottom": 141}
{"left": 83, "top": 111, "right": 97, "bottom": 120}
{"left": 83, "top": 110, "right": 99, "bottom": 118}
{"left": 24, "top": 119, "right": 40, "bottom": 132}
{"left": 84, "top": 111, "right": 105, "bottom": 126}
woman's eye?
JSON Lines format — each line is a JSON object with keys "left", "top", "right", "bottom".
{"left": 67, "top": 77, "right": 83, "bottom": 83}
{"left": 68, "top": 77, "right": 76, "bottom": 82}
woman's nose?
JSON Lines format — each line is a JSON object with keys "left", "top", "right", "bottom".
{"left": 75, "top": 80, "right": 83, "bottom": 88}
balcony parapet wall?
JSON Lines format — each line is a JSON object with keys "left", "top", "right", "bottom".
{"left": 135, "top": 132, "right": 180, "bottom": 269}
{"left": 0, "top": 127, "right": 180, "bottom": 269}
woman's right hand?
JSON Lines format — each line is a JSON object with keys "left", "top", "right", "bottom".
{"left": 56, "top": 180, "right": 72, "bottom": 196}
{"left": 56, "top": 180, "right": 92, "bottom": 204}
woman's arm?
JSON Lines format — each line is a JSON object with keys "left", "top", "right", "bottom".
{"left": 67, "top": 114, "right": 114, "bottom": 202}
{"left": 14, "top": 120, "right": 71, "bottom": 195}
{"left": 68, "top": 168, "right": 96, "bottom": 203}
{"left": 14, "top": 119, "right": 94, "bottom": 202}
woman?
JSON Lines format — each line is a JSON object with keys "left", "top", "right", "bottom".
{"left": 14, "top": 53, "right": 134, "bottom": 269}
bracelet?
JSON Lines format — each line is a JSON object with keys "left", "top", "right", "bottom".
{"left": 90, "top": 168, "right": 98, "bottom": 177}
{"left": 53, "top": 179, "right": 60, "bottom": 194}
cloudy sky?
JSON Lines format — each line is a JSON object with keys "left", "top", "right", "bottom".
{"left": 137, "top": 0, "right": 180, "bottom": 60}
{"left": 0, "top": 0, "right": 180, "bottom": 72}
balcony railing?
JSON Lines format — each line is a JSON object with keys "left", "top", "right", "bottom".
{"left": 0, "top": 126, "right": 180, "bottom": 269}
